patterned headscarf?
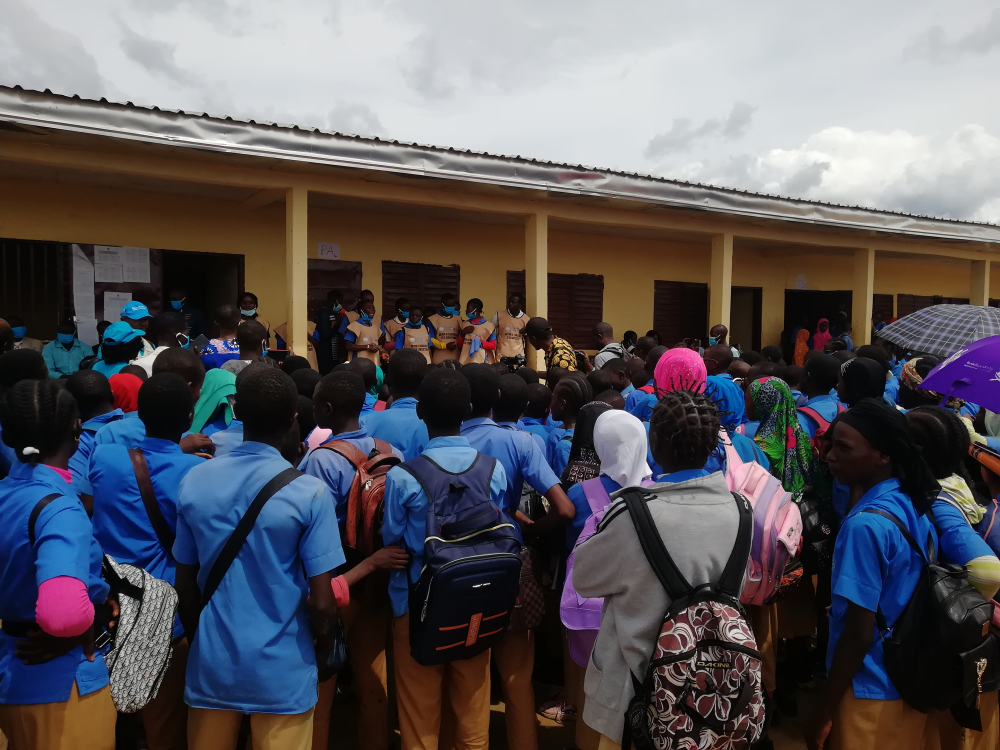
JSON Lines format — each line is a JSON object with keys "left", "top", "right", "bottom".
{"left": 900, "top": 357, "right": 965, "bottom": 411}
{"left": 654, "top": 348, "right": 707, "bottom": 395}
{"left": 748, "top": 376, "right": 819, "bottom": 494}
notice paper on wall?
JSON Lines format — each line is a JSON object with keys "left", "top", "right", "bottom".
{"left": 95, "top": 263, "right": 124, "bottom": 283}
{"left": 94, "top": 246, "right": 124, "bottom": 265}
{"left": 71, "top": 244, "right": 96, "bottom": 320}
{"left": 92, "top": 245, "right": 151, "bottom": 284}
{"left": 103, "top": 291, "right": 133, "bottom": 320}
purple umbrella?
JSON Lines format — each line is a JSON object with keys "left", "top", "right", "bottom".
{"left": 922, "top": 335, "right": 1000, "bottom": 411}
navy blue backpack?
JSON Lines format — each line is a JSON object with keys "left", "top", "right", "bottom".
{"left": 400, "top": 453, "right": 522, "bottom": 666}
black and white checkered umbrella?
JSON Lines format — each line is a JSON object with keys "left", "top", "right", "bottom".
{"left": 876, "top": 304, "right": 1000, "bottom": 358}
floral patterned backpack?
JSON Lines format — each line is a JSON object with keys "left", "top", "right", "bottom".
{"left": 619, "top": 488, "right": 765, "bottom": 750}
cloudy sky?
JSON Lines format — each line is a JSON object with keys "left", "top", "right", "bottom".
{"left": 3, "top": 0, "right": 1000, "bottom": 222}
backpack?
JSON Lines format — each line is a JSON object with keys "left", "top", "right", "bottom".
{"left": 796, "top": 403, "right": 845, "bottom": 451}
{"left": 560, "top": 478, "right": 614, "bottom": 667}
{"left": 399, "top": 454, "right": 522, "bottom": 666}
{"left": 862, "top": 507, "right": 996, "bottom": 714}
{"left": 720, "top": 434, "right": 802, "bottom": 606}
{"left": 28, "top": 496, "right": 177, "bottom": 714}
{"left": 620, "top": 487, "right": 764, "bottom": 750}
{"left": 316, "top": 439, "right": 400, "bottom": 560}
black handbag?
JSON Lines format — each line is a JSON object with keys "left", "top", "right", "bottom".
{"left": 318, "top": 619, "right": 348, "bottom": 680}
{"left": 797, "top": 488, "right": 839, "bottom": 574}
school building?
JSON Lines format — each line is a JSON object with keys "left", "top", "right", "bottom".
{"left": 2, "top": 84, "right": 1000, "bottom": 364}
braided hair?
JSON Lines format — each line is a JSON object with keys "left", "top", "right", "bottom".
{"left": 904, "top": 406, "right": 971, "bottom": 481}
{"left": 554, "top": 374, "right": 593, "bottom": 414}
{"left": 0, "top": 379, "right": 79, "bottom": 464}
{"left": 649, "top": 390, "right": 720, "bottom": 471}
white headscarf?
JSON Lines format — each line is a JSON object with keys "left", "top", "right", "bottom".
{"left": 594, "top": 410, "right": 652, "bottom": 488}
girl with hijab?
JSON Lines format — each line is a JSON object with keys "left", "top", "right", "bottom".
{"left": 703, "top": 375, "right": 770, "bottom": 475}
{"left": 837, "top": 357, "right": 886, "bottom": 408}
{"left": 794, "top": 328, "right": 810, "bottom": 366}
{"left": 653, "top": 347, "right": 706, "bottom": 395}
{"left": 191, "top": 369, "right": 237, "bottom": 436}
{"left": 746, "top": 377, "right": 820, "bottom": 495}
{"left": 108, "top": 373, "right": 142, "bottom": 414}
{"left": 560, "top": 401, "right": 613, "bottom": 489}
{"left": 812, "top": 318, "right": 832, "bottom": 351}
{"left": 808, "top": 398, "right": 941, "bottom": 750}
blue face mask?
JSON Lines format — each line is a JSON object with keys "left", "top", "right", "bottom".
{"left": 11, "top": 326, "right": 26, "bottom": 339}
{"left": 57, "top": 332, "right": 76, "bottom": 345}
{"left": 468, "top": 310, "right": 481, "bottom": 321}
{"left": 443, "top": 306, "right": 459, "bottom": 316}
{"left": 261, "top": 340, "right": 269, "bottom": 358}
{"left": 241, "top": 308, "right": 256, "bottom": 317}
{"left": 708, "top": 337, "right": 717, "bottom": 346}
{"left": 399, "top": 311, "right": 409, "bottom": 320}
{"left": 170, "top": 300, "right": 184, "bottom": 311}
{"left": 332, "top": 303, "right": 342, "bottom": 313}
{"left": 176, "top": 333, "right": 191, "bottom": 349}
{"left": 359, "top": 311, "right": 373, "bottom": 325}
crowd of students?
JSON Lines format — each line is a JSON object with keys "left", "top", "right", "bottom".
{"left": 4, "top": 293, "right": 1000, "bottom": 750}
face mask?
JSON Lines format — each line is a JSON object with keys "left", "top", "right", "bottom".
{"left": 241, "top": 308, "right": 256, "bottom": 317}
{"left": 708, "top": 337, "right": 717, "bottom": 346}
{"left": 57, "top": 332, "right": 76, "bottom": 345}
{"left": 468, "top": 310, "right": 481, "bottom": 321}
{"left": 11, "top": 326, "right": 26, "bottom": 339}
{"left": 360, "top": 311, "right": 373, "bottom": 325}
{"left": 399, "top": 311, "right": 409, "bottom": 320}
{"left": 170, "top": 300, "right": 184, "bottom": 311}
{"left": 332, "top": 303, "right": 342, "bottom": 313}
{"left": 261, "top": 339, "right": 269, "bottom": 358}
{"left": 443, "top": 306, "right": 459, "bottom": 316}
{"left": 176, "top": 333, "right": 190, "bottom": 349}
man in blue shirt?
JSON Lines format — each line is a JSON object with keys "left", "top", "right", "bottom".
{"left": 65, "top": 371, "right": 123, "bottom": 494}
{"left": 459, "top": 364, "right": 574, "bottom": 750}
{"left": 89, "top": 373, "right": 205, "bottom": 750}
{"left": 365, "top": 350, "right": 429, "bottom": 460}
{"left": 41, "top": 320, "right": 91, "bottom": 378}
{"left": 173, "top": 366, "right": 343, "bottom": 750}
{"left": 383, "top": 369, "right": 507, "bottom": 750}
{"left": 796, "top": 355, "right": 844, "bottom": 440}
{"left": 298, "top": 369, "right": 402, "bottom": 750}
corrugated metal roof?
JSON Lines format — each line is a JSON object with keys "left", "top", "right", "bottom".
{"left": 1, "top": 84, "right": 999, "bottom": 244}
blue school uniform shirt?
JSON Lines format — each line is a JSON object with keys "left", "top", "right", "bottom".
{"left": 382, "top": 436, "right": 508, "bottom": 617}
{"left": 89, "top": 437, "right": 205, "bottom": 638}
{"left": 933, "top": 498, "right": 994, "bottom": 565}
{"left": 91, "top": 359, "right": 129, "bottom": 378}
{"left": 173, "top": 442, "right": 345, "bottom": 714}
{"left": 210, "top": 419, "right": 244, "bottom": 456}
{"left": 790, "top": 389, "right": 808, "bottom": 407}
{"left": 461, "top": 418, "right": 560, "bottom": 529}
{"left": 566, "top": 475, "right": 621, "bottom": 549}
{"left": 620, "top": 383, "right": 635, "bottom": 400}
{"left": 796, "top": 394, "right": 842, "bottom": 440}
{"left": 828, "top": 478, "right": 937, "bottom": 700}
{"left": 298, "top": 428, "right": 403, "bottom": 535}
{"left": 76, "top": 416, "right": 149, "bottom": 495}
{"left": 740, "top": 421, "right": 759, "bottom": 439}
{"left": 644, "top": 424, "right": 769, "bottom": 477}
{"left": 69, "top": 408, "right": 125, "bottom": 492}
{"left": 0, "top": 462, "right": 110, "bottom": 704}
{"left": 518, "top": 417, "right": 551, "bottom": 445}
{"left": 498, "top": 420, "right": 546, "bottom": 452}
{"left": 0, "top": 439, "right": 14, "bottom": 480}
{"left": 364, "top": 398, "right": 429, "bottom": 461}
{"left": 626, "top": 382, "right": 657, "bottom": 421}
{"left": 546, "top": 426, "right": 574, "bottom": 478}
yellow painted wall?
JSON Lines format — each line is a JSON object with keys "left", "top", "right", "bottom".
{"left": 0, "top": 174, "right": 992, "bottom": 355}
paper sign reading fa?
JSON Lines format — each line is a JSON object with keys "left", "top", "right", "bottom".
{"left": 318, "top": 242, "right": 340, "bottom": 260}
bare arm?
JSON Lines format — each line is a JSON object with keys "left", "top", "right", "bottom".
{"left": 175, "top": 562, "right": 202, "bottom": 641}
{"left": 808, "top": 602, "right": 875, "bottom": 750}
{"left": 308, "top": 571, "right": 339, "bottom": 682}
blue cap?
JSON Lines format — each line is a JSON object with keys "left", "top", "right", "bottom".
{"left": 120, "top": 301, "right": 151, "bottom": 320}
{"left": 102, "top": 321, "right": 144, "bottom": 345}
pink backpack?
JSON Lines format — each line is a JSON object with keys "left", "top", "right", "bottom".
{"left": 721, "top": 433, "right": 802, "bottom": 606}
{"left": 560, "top": 477, "right": 613, "bottom": 667}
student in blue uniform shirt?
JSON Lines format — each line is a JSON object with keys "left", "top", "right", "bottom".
{"left": 624, "top": 345, "right": 666, "bottom": 421}
{"left": 65, "top": 370, "right": 124, "bottom": 493}
{"left": 0, "top": 380, "right": 117, "bottom": 749}
{"left": 172, "top": 366, "right": 343, "bottom": 750}
{"left": 297, "top": 369, "right": 403, "bottom": 750}
{"left": 382, "top": 368, "right": 507, "bottom": 750}
{"left": 518, "top": 383, "right": 553, "bottom": 444}
{"left": 495, "top": 373, "right": 546, "bottom": 452}
{"left": 0, "top": 349, "right": 49, "bottom": 479}
{"left": 809, "top": 399, "right": 941, "bottom": 750}
{"left": 41, "top": 320, "right": 91, "bottom": 378}
{"left": 601, "top": 357, "right": 635, "bottom": 401}
{"left": 796, "top": 355, "right": 844, "bottom": 440}
{"left": 89, "top": 373, "right": 206, "bottom": 750}
{"left": 365, "top": 349, "right": 429, "bottom": 460}
{"left": 546, "top": 375, "right": 592, "bottom": 478}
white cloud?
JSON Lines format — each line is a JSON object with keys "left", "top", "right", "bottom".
{"left": 670, "top": 125, "right": 1000, "bottom": 222}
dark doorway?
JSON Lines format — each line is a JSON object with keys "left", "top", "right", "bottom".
{"left": 652, "top": 280, "right": 708, "bottom": 347}
{"left": 310, "top": 259, "right": 363, "bottom": 321}
{"left": 507, "top": 270, "right": 605, "bottom": 349}
{"left": 1, "top": 238, "right": 65, "bottom": 340}
{"left": 382, "top": 261, "right": 457, "bottom": 320}
{"left": 730, "top": 286, "right": 762, "bottom": 352}
{"left": 783, "top": 289, "right": 853, "bottom": 356}
{"left": 162, "top": 250, "right": 244, "bottom": 337}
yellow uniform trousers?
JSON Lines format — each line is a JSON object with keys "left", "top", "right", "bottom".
{"left": 392, "top": 613, "right": 491, "bottom": 750}
{"left": 188, "top": 706, "right": 314, "bottom": 750}
{"left": 0, "top": 683, "right": 117, "bottom": 750}
{"left": 923, "top": 692, "right": 1000, "bottom": 750}
{"left": 142, "top": 636, "right": 189, "bottom": 750}
{"left": 828, "top": 691, "right": 927, "bottom": 750}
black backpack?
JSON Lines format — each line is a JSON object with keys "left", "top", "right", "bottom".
{"left": 863, "top": 508, "right": 996, "bottom": 715}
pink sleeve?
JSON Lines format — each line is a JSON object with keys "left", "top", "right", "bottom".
{"left": 331, "top": 576, "right": 350, "bottom": 608}
{"left": 35, "top": 576, "right": 95, "bottom": 638}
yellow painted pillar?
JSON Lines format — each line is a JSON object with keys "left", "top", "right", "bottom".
{"left": 525, "top": 212, "right": 548, "bottom": 371}
{"left": 852, "top": 248, "right": 875, "bottom": 346}
{"left": 285, "top": 186, "right": 309, "bottom": 357}
{"left": 709, "top": 233, "right": 734, "bottom": 332}
{"left": 971, "top": 260, "right": 991, "bottom": 306}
